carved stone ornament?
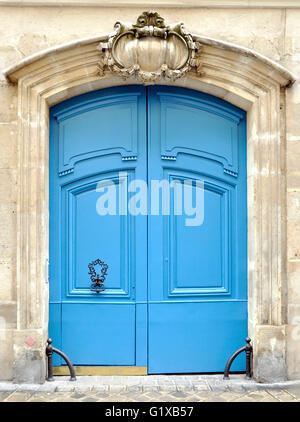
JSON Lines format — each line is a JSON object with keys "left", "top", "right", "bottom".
{"left": 97, "top": 11, "right": 203, "bottom": 83}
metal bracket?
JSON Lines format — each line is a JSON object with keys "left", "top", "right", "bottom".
{"left": 46, "top": 338, "right": 76, "bottom": 382}
{"left": 223, "top": 337, "right": 253, "bottom": 380}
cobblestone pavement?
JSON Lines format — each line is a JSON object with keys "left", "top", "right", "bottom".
{"left": 1, "top": 375, "right": 300, "bottom": 402}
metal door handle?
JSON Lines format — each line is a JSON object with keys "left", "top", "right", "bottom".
{"left": 88, "top": 259, "right": 108, "bottom": 293}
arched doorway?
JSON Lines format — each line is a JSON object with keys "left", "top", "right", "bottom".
{"left": 4, "top": 19, "right": 294, "bottom": 381}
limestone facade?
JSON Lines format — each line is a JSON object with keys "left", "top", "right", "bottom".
{"left": 0, "top": 1, "right": 300, "bottom": 383}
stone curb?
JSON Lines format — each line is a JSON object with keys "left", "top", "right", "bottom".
{"left": 0, "top": 376, "right": 300, "bottom": 393}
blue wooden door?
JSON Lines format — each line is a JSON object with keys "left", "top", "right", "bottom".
{"left": 49, "top": 85, "right": 247, "bottom": 372}
{"left": 49, "top": 86, "right": 148, "bottom": 366}
{"left": 147, "top": 86, "right": 247, "bottom": 373}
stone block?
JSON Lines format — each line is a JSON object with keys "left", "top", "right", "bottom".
{"left": 0, "top": 329, "right": 13, "bottom": 380}
{"left": 286, "top": 10, "right": 300, "bottom": 55}
{"left": 288, "top": 304, "right": 300, "bottom": 324}
{"left": 13, "top": 349, "right": 46, "bottom": 384}
{"left": 287, "top": 140, "right": 300, "bottom": 172}
{"left": 0, "top": 204, "right": 17, "bottom": 259}
{"left": 0, "top": 259, "right": 16, "bottom": 302}
{"left": 0, "top": 84, "right": 17, "bottom": 124}
{"left": 287, "top": 191, "right": 300, "bottom": 221}
{"left": 287, "top": 221, "right": 300, "bottom": 261}
{"left": 0, "top": 124, "right": 17, "bottom": 169}
{"left": 0, "top": 303, "right": 16, "bottom": 329}
{"left": 12, "top": 329, "right": 47, "bottom": 384}
{"left": 0, "top": 170, "right": 17, "bottom": 203}
{"left": 254, "top": 325, "right": 287, "bottom": 383}
{"left": 286, "top": 325, "right": 300, "bottom": 381}
{"left": 288, "top": 260, "right": 300, "bottom": 304}
{"left": 287, "top": 106, "right": 300, "bottom": 142}
{"left": 287, "top": 173, "right": 300, "bottom": 191}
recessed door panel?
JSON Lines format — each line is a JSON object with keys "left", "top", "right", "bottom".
{"left": 158, "top": 93, "right": 240, "bottom": 176}
{"left": 167, "top": 172, "right": 230, "bottom": 296}
{"left": 57, "top": 95, "right": 140, "bottom": 176}
{"left": 64, "top": 174, "right": 132, "bottom": 297}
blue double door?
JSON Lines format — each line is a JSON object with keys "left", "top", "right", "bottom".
{"left": 49, "top": 85, "right": 247, "bottom": 373}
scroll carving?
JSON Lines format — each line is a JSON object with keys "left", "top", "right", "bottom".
{"left": 97, "top": 11, "right": 203, "bottom": 83}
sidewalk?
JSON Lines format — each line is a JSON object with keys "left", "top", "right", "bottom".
{"left": 1, "top": 375, "right": 300, "bottom": 402}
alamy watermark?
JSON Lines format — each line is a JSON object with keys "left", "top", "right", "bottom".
{"left": 95, "top": 172, "right": 204, "bottom": 227}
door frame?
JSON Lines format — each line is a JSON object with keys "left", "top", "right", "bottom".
{"left": 4, "top": 32, "right": 294, "bottom": 382}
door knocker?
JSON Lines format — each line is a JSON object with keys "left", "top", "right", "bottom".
{"left": 88, "top": 259, "right": 108, "bottom": 292}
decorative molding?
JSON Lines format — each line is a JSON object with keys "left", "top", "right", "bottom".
{"left": 1, "top": 1, "right": 300, "bottom": 8}
{"left": 97, "top": 11, "right": 203, "bottom": 83}
{"left": 122, "top": 156, "right": 137, "bottom": 161}
{"left": 224, "top": 168, "right": 238, "bottom": 177}
{"left": 4, "top": 34, "right": 296, "bottom": 87}
{"left": 59, "top": 168, "right": 74, "bottom": 177}
{"left": 161, "top": 155, "right": 177, "bottom": 161}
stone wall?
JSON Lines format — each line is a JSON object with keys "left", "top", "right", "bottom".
{"left": 0, "top": 3, "right": 299, "bottom": 381}
{"left": 284, "top": 11, "right": 300, "bottom": 381}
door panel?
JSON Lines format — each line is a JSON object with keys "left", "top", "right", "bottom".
{"left": 166, "top": 171, "right": 230, "bottom": 296}
{"left": 148, "top": 302, "right": 246, "bottom": 373}
{"left": 64, "top": 174, "right": 132, "bottom": 298}
{"left": 147, "top": 86, "right": 247, "bottom": 373}
{"left": 158, "top": 92, "right": 240, "bottom": 176}
{"left": 62, "top": 303, "right": 135, "bottom": 365}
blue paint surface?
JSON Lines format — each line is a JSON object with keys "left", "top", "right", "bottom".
{"left": 49, "top": 85, "right": 247, "bottom": 372}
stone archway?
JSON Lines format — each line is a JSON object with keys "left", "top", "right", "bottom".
{"left": 3, "top": 12, "right": 295, "bottom": 383}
